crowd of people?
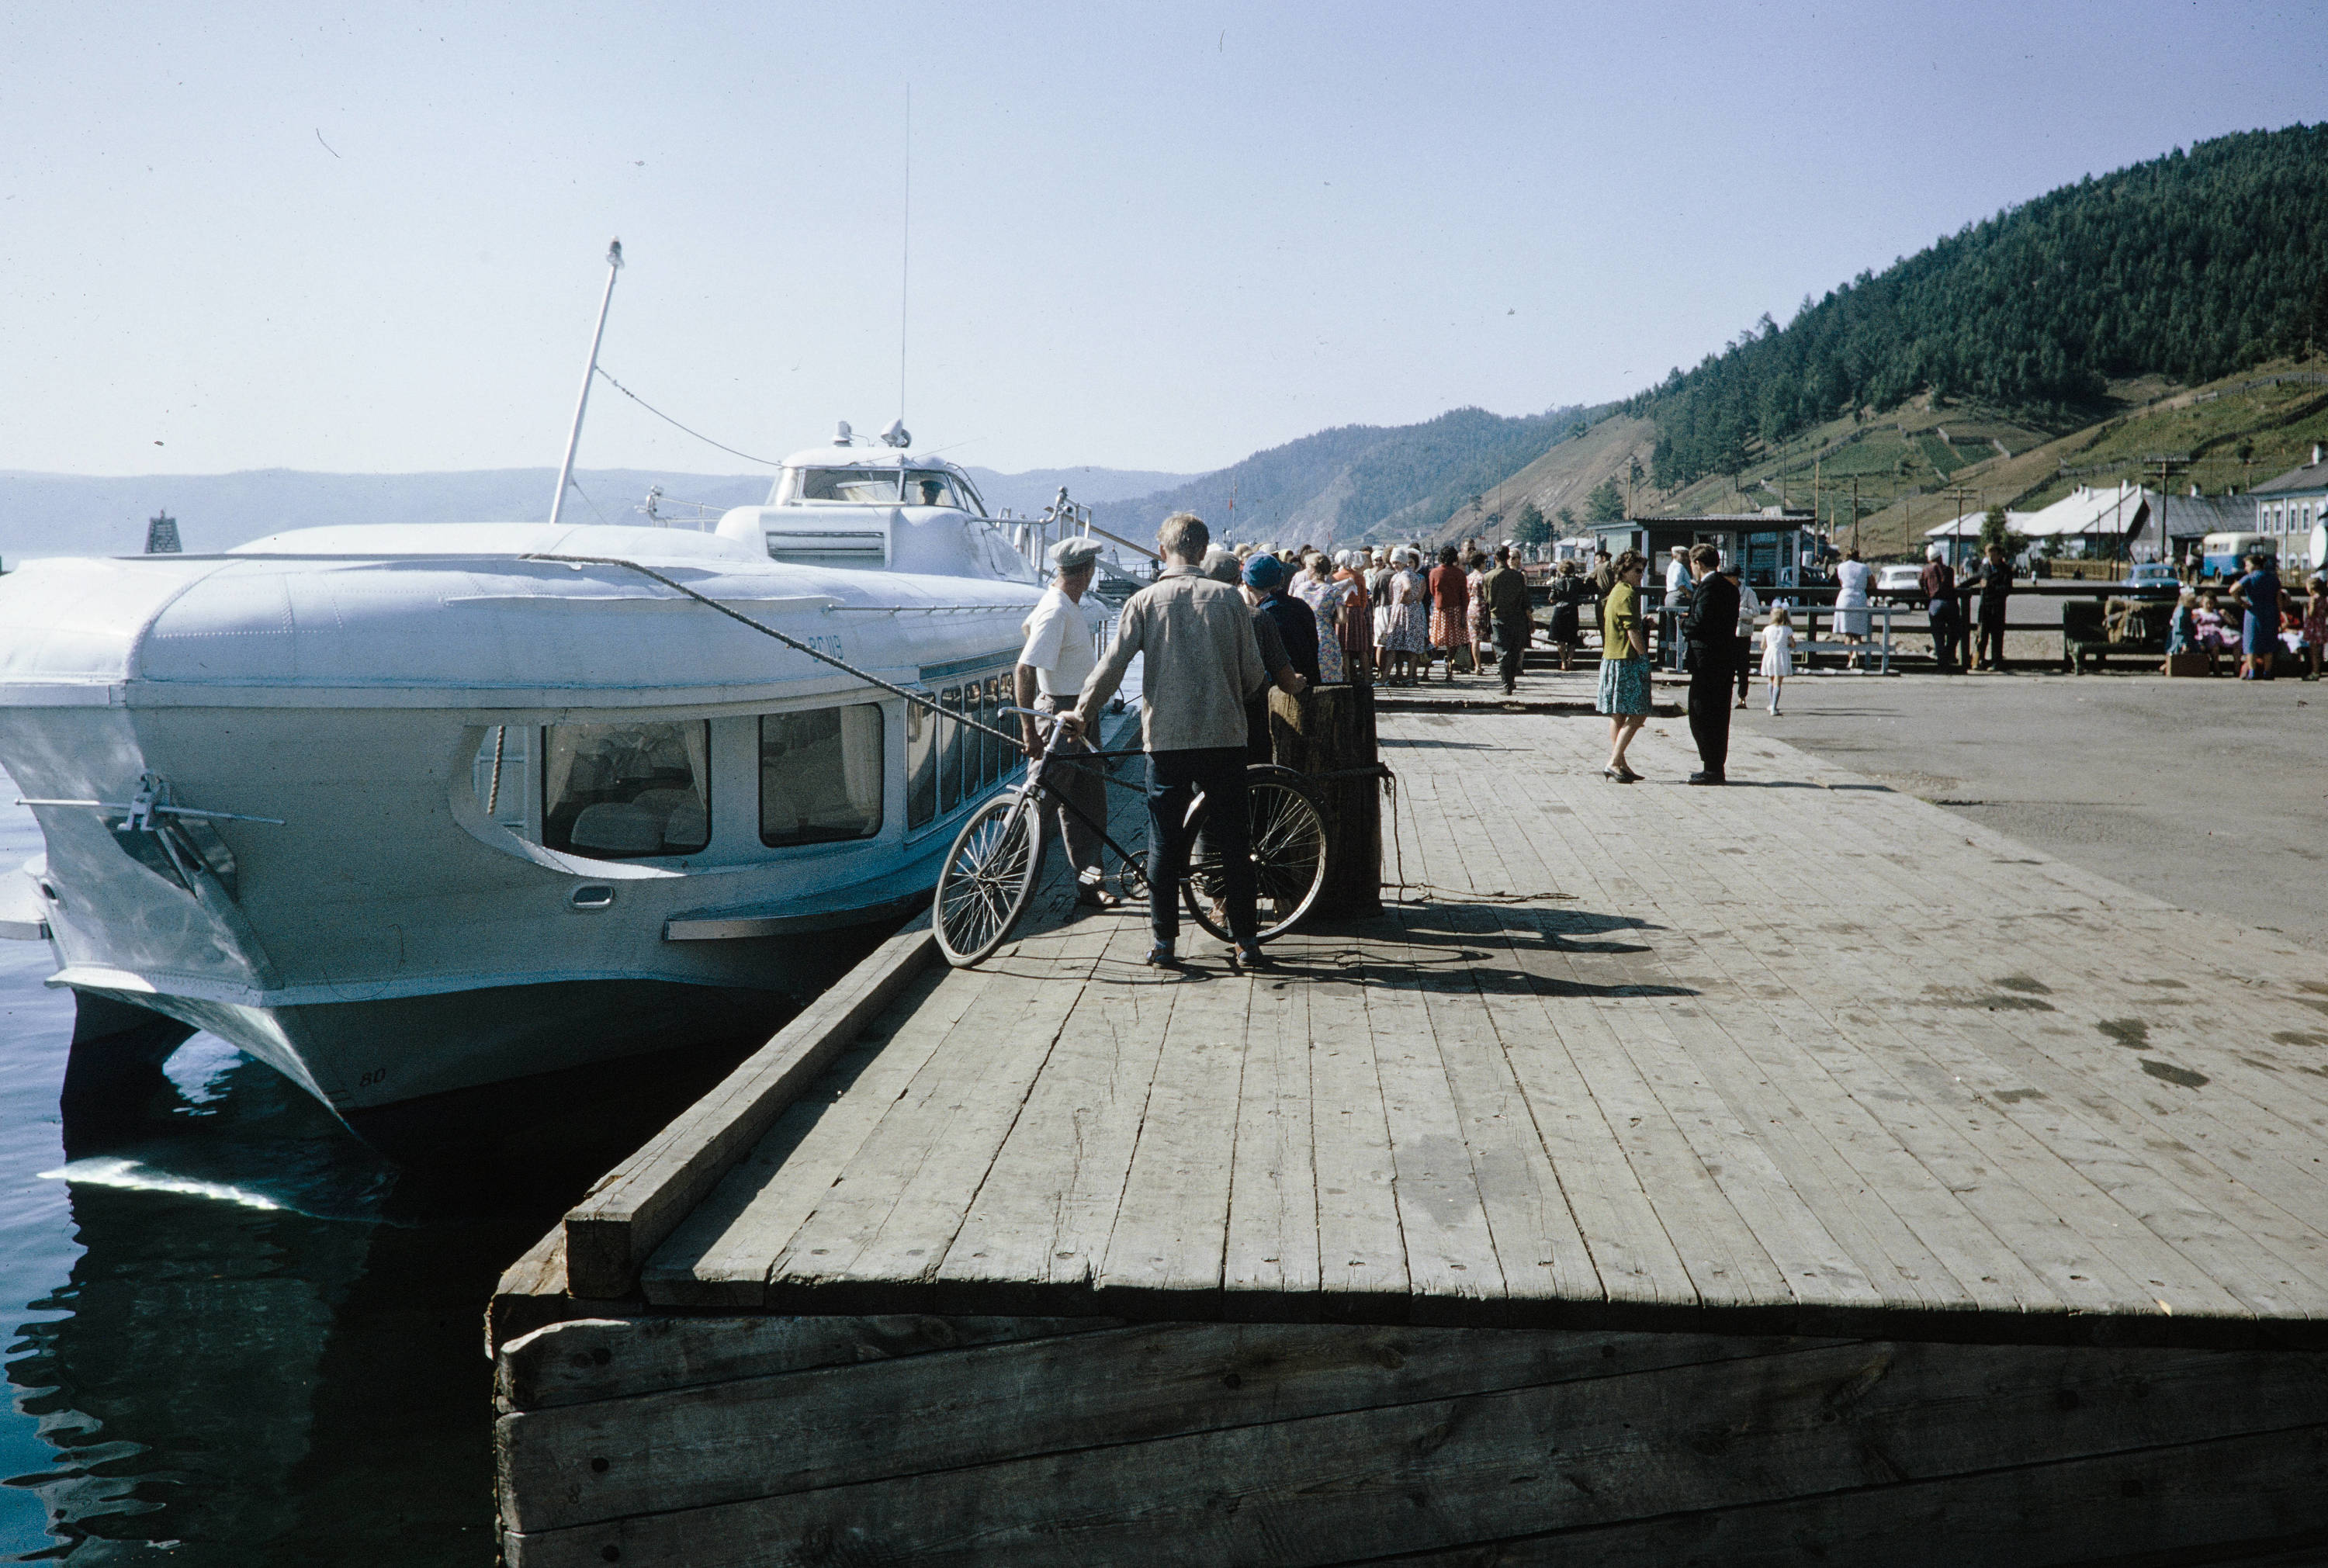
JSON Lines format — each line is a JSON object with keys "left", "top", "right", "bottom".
{"left": 1024, "top": 516, "right": 2326, "bottom": 971}
{"left": 2165, "top": 553, "right": 2325, "bottom": 680}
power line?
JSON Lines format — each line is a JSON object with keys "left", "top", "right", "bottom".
{"left": 593, "top": 366, "right": 785, "bottom": 467}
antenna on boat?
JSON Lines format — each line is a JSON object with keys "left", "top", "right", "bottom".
{"left": 896, "top": 85, "right": 910, "bottom": 440}
{"left": 549, "top": 238, "right": 625, "bottom": 527}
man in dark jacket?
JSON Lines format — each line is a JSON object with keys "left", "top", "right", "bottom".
{"left": 1970, "top": 544, "right": 2014, "bottom": 671}
{"left": 1679, "top": 542, "right": 1738, "bottom": 785}
{"left": 1481, "top": 545, "right": 1532, "bottom": 693}
{"left": 1920, "top": 546, "right": 1962, "bottom": 673}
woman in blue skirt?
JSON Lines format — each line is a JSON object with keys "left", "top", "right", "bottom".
{"left": 1596, "top": 550, "right": 1651, "bottom": 781}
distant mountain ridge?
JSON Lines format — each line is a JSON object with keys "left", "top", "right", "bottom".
{"left": 1090, "top": 406, "right": 1592, "bottom": 552}
{"left": 0, "top": 462, "right": 1196, "bottom": 559}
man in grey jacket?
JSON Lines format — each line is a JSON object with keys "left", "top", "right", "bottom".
{"left": 1065, "top": 511, "right": 1269, "bottom": 969}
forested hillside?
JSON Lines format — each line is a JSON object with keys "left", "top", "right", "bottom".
{"left": 1637, "top": 123, "right": 2328, "bottom": 489}
{"left": 1090, "top": 405, "right": 1591, "bottom": 550}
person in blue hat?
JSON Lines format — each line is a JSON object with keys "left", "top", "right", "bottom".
{"left": 1240, "top": 553, "right": 1318, "bottom": 756}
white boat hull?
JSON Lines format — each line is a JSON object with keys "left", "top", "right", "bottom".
{"left": 0, "top": 519, "right": 1051, "bottom": 1113}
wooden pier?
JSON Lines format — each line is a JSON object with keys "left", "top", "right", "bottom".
{"left": 492, "top": 706, "right": 2328, "bottom": 1566}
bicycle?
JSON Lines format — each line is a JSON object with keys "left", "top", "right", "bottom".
{"left": 931, "top": 707, "right": 1331, "bottom": 968}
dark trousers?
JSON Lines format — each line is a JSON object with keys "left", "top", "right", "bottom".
{"left": 1976, "top": 614, "right": 2007, "bottom": 668}
{"left": 1928, "top": 599, "right": 1959, "bottom": 669}
{"left": 1494, "top": 616, "right": 1529, "bottom": 690}
{"left": 1034, "top": 693, "right": 1105, "bottom": 884}
{"left": 1146, "top": 746, "right": 1253, "bottom": 945}
{"left": 1735, "top": 635, "right": 1754, "bottom": 700}
{"left": 1688, "top": 664, "right": 1733, "bottom": 776}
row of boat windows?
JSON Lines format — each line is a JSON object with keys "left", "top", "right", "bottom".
{"left": 906, "top": 677, "right": 1017, "bottom": 828}
{"left": 539, "top": 712, "right": 885, "bottom": 860}
{"left": 473, "top": 673, "right": 1017, "bottom": 863}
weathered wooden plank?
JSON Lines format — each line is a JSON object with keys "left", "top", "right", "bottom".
{"left": 641, "top": 961, "right": 986, "bottom": 1307}
{"left": 1222, "top": 928, "right": 1324, "bottom": 1306}
{"left": 1361, "top": 905, "right": 1509, "bottom": 1317}
{"left": 497, "top": 1321, "right": 1831, "bottom": 1533}
{"left": 489, "top": 1224, "right": 589, "bottom": 1356}
{"left": 501, "top": 1338, "right": 2328, "bottom": 1567}
{"left": 758, "top": 901, "right": 1117, "bottom": 1308}
{"left": 1401, "top": 905, "right": 1602, "bottom": 1312}
{"left": 1305, "top": 925, "right": 1413, "bottom": 1315}
{"left": 563, "top": 917, "right": 940, "bottom": 1298}
{"left": 497, "top": 1314, "right": 1115, "bottom": 1413}
{"left": 1668, "top": 916, "right": 2061, "bottom": 1321}
{"left": 1508, "top": 796, "right": 1963, "bottom": 1324}
{"left": 1743, "top": 874, "right": 2264, "bottom": 1325}
{"left": 1562, "top": 748, "right": 2226, "bottom": 1327}
{"left": 937, "top": 905, "right": 1180, "bottom": 1303}
{"left": 1365, "top": 1424, "right": 2328, "bottom": 1567}
{"left": 1090, "top": 947, "right": 1253, "bottom": 1310}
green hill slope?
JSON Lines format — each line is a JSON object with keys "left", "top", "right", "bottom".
{"left": 1635, "top": 123, "right": 2328, "bottom": 492}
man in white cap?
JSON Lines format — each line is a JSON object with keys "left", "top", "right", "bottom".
{"left": 1017, "top": 536, "right": 1114, "bottom": 905}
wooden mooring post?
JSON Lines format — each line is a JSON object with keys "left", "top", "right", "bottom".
{"left": 1267, "top": 681, "right": 1381, "bottom": 919}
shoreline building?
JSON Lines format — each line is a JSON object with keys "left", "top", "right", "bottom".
{"left": 1590, "top": 507, "right": 1820, "bottom": 588}
{"left": 2253, "top": 445, "right": 2327, "bottom": 571}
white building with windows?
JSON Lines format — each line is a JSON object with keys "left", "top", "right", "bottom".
{"left": 2252, "top": 445, "right": 2328, "bottom": 572}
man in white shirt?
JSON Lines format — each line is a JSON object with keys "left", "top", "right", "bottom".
{"left": 1016, "top": 537, "right": 1111, "bottom": 906}
{"left": 1665, "top": 545, "right": 1695, "bottom": 602}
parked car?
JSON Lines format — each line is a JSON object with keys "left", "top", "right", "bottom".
{"left": 1875, "top": 562, "right": 1927, "bottom": 602}
{"left": 2124, "top": 561, "right": 2181, "bottom": 597}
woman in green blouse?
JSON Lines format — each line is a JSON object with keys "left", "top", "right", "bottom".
{"left": 1596, "top": 550, "right": 1651, "bottom": 781}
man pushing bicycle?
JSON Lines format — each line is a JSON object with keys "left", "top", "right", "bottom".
{"left": 1059, "top": 511, "right": 1270, "bottom": 971}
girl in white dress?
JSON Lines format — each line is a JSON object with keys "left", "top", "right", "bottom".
{"left": 1759, "top": 604, "right": 1797, "bottom": 715}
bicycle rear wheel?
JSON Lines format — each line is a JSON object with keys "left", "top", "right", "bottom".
{"left": 1181, "top": 767, "right": 1329, "bottom": 943}
{"left": 934, "top": 791, "right": 1044, "bottom": 967}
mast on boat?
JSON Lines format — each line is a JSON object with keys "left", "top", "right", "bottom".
{"left": 549, "top": 239, "right": 624, "bottom": 528}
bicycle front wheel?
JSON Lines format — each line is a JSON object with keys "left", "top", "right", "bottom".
{"left": 934, "top": 791, "right": 1044, "bottom": 967}
{"left": 1181, "top": 768, "right": 1329, "bottom": 943}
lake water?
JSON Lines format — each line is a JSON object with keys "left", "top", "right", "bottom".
{"left": 0, "top": 781, "right": 833, "bottom": 1564}
{"left": 0, "top": 638, "right": 1140, "bottom": 1562}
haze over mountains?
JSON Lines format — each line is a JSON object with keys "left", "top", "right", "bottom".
{"left": 0, "top": 464, "right": 1195, "bottom": 559}
{"left": 8, "top": 126, "right": 2324, "bottom": 566}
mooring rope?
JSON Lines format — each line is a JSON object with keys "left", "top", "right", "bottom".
{"left": 521, "top": 553, "right": 1031, "bottom": 748}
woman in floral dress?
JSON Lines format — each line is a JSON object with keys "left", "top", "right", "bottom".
{"left": 1292, "top": 551, "right": 1354, "bottom": 683}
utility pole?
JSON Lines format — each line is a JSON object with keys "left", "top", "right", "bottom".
{"left": 1850, "top": 477, "right": 1860, "bottom": 554}
{"left": 2141, "top": 453, "right": 2190, "bottom": 566}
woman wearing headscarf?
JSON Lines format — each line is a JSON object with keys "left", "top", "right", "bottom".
{"left": 1332, "top": 549, "right": 1373, "bottom": 684}
{"left": 1426, "top": 545, "right": 1470, "bottom": 683}
{"left": 1367, "top": 548, "right": 1398, "bottom": 681}
{"left": 1293, "top": 550, "right": 1355, "bottom": 684}
{"left": 1465, "top": 549, "right": 1491, "bottom": 676}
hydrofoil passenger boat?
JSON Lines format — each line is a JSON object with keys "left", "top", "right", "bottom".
{"left": 0, "top": 435, "right": 1068, "bottom": 1115}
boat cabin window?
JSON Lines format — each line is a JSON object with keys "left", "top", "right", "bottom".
{"left": 782, "top": 467, "right": 902, "bottom": 505}
{"left": 760, "top": 704, "right": 885, "bottom": 847}
{"left": 904, "top": 470, "right": 968, "bottom": 511}
{"left": 543, "top": 722, "right": 710, "bottom": 860}
{"left": 927, "top": 673, "right": 1015, "bottom": 820}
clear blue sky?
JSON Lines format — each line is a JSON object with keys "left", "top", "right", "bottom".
{"left": 3, "top": 0, "right": 2323, "bottom": 479}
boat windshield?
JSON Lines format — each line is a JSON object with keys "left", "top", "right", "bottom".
{"left": 784, "top": 468, "right": 905, "bottom": 505}
{"left": 773, "top": 466, "right": 983, "bottom": 512}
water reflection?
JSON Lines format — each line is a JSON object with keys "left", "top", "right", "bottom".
{"left": 0, "top": 782, "right": 856, "bottom": 1562}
